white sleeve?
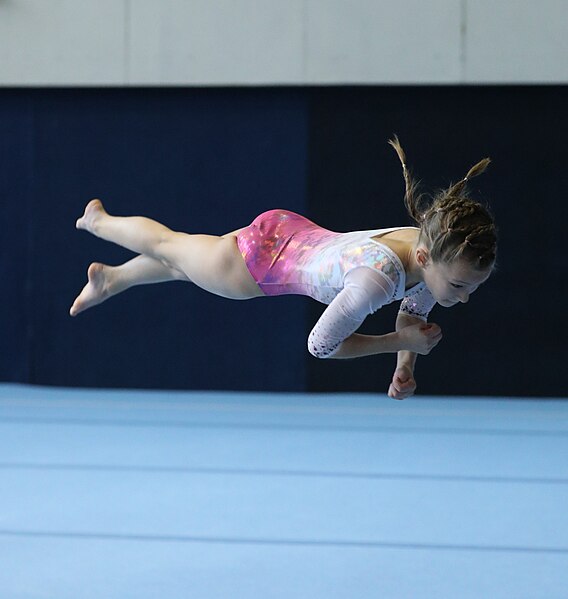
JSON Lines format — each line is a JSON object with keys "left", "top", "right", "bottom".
{"left": 398, "top": 284, "right": 436, "bottom": 321}
{"left": 307, "top": 267, "right": 396, "bottom": 359}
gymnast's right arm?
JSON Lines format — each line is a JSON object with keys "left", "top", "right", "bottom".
{"left": 307, "top": 268, "right": 441, "bottom": 359}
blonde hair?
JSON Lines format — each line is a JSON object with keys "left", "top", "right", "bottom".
{"left": 389, "top": 136, "right": 497, "bottom": 270}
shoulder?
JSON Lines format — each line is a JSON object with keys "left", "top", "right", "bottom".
{"left": 371, "top": 227, "right": 420, "bottom": 245}
{"left": 344, "top": 267, "right": 398, "bottom": 313}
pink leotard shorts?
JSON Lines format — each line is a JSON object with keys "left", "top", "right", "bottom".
{"left": 236, "top": 209, "right": 341, "bottom": 297}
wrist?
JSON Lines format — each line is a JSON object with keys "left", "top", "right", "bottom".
{"left": 397, "top": 350, "right": 417, "bottom": 371}
{"left": 393, "top": 330, "right": 413, "bottom": 353}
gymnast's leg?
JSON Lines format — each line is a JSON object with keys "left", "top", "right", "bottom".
{"left": 75, "top": 199, "right": 263, "bottom": 301}
{"left": 70, "top": 254, "right": 188, "bottom": 316}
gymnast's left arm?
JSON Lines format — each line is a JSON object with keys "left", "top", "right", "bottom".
{"left": 388, "top": 313, "right": 421, "bottom": 400}
{"left": 389, "top": 286, "right": 438, "bottom": 399}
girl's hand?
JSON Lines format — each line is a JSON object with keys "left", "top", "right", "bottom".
{"left": 388, "top": 365, "right": 417, "bottom": 400}
{"left": 397, "top": 322, "right": 442, "bottom": 355}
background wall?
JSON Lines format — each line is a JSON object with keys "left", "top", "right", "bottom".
{"left": 0, "top": 0, "right": 567, "bottom": 85}
{"left": 1, "top": 85, "right": 566, "bottom": 396}
{"left": 0, "top": 88, "right": 309, "bottom": 391}
{"left": 306, "top": 86, "right": 567, "bottom": 397}
{"left": 1, "top": 2, "right": 566, "bottom": 396}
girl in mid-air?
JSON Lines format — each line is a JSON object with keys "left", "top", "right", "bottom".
{"left": 70, "top": 138, "right": 497, "bottom": 399}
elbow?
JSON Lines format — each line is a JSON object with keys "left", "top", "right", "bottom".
{"left": 307, "top": 335, "right": 340, "bottom": 359}
{"left": 308, "top": 346, "right": 333, "bottom": 360}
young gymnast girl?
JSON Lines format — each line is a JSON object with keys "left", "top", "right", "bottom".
{"left": 70, "top": 137, "right": 497, "bottom": 399}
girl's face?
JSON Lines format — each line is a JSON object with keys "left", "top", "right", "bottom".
{"left": 420, "top": 254, "right": 492, "bottom": 307}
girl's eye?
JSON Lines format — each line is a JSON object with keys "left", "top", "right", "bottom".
{"left": 450, "top": 283, "right": 463, "bottom": 289}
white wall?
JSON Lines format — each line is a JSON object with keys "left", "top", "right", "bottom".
{"left": 0, "top": 0, "right": 566, "bottom": 86}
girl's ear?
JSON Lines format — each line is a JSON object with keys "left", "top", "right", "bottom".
{"left": 416, "top": 246, "right": 430, "bottom": 268}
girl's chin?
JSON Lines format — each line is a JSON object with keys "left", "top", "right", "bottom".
{"left": 438, "top": 299, "right": 456, "bottom": 307}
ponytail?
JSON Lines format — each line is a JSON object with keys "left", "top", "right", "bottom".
{"left": 445, "top": 157, "right": 491, "bottom": 198}
{"left": 388, "top": 135, "right": 424, "bottom": 224}
{"left": 389, "top": 136, "right": 497, "bottom": 270}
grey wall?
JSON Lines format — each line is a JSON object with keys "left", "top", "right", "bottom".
{"left": 1, "top": 1, "right": 567, "bottom": 86}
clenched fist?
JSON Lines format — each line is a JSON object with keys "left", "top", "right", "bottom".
{"left": 397, "top": 322, "right": 443, "bottom": 355}
{"left": 388, "top": 365, "right": 417, "bottom": 400}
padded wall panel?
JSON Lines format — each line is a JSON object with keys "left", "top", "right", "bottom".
{"left": 1, "top": 89, "right": 308, "bottom": 391}
{"left": 306, "top": 86, "right": 567, "bottom": 397}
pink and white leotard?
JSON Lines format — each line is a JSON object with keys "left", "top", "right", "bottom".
{"left": 237, "top": 210, "right": 436, "bottom": 358}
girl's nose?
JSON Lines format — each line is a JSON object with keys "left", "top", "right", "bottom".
{"left": 459, "top": 292, "right": 470, "bottom": 304}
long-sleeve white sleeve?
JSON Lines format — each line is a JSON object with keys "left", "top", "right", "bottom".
{"left": 398, "top": 284, "right": 436, "bottom": 321}
{"left": 307, "top": 267, "right": 396, "bottom": 359}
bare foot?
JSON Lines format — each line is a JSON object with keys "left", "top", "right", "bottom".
{"left": 76, "top": 199, "right": 107, "bottom": 234}
{"left": 69, "top": 263, "right": 112, "bottom": 316}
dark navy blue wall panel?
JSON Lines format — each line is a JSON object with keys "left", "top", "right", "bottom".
{"left": 2, "top": 86, "right": 565, "bottom": 396}
{"left": 2, "top": 88, "right": 308, "bottom": 390}
{"left": 0, "top": 92, "right": 33, "bottom": 382}
{"left": 306, "top": 86, "right": 567, "bottom": 397}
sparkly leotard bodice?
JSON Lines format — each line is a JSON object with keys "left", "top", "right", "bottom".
{"left": 237, "top": 210, "right": 436, "bottom": 357}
